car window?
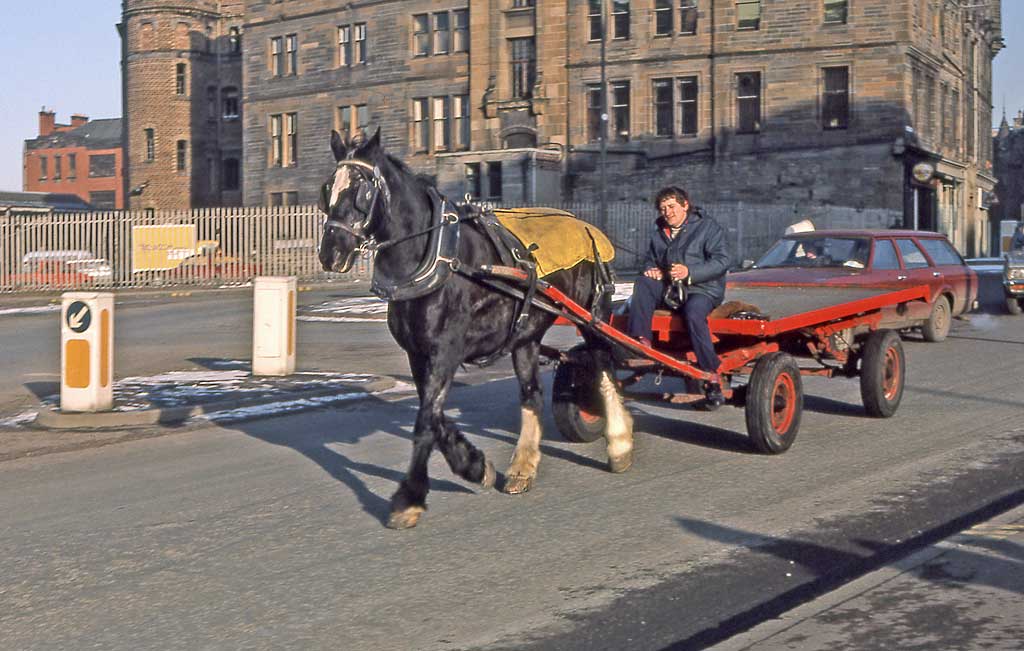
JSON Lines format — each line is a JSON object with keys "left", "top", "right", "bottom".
{"left": 872, "top": 240, "right": 900, "bottom": 270}
{"left": 755, "top": 236, "right": 870, "bottom": 269}
{"left": 918, "top": 238, "right": 963, "bottom": 266}
{"left": 895, "top": 238, "right": 929, "bottom": 269}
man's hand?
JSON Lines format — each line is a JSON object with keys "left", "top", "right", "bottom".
{"left": 644, "top": 267, "right": 664, "bottom": 280}
{"left": 669, "top": 263, "right": 689, "bottom": 281}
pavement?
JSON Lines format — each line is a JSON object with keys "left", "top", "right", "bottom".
{"left": 709, "top": 502, "right": 1024, "bottom": 651}
{"left": 3, "top": 276, "right": 1022, "bottom": 649}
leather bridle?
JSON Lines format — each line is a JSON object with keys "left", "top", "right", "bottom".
{"left": 319, "top": 158, "right": 392, "bottom": 253}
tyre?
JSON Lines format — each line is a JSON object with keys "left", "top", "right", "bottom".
{"left": 921, "top": 295, "right": 951, "bottom": 342}
{"left": 744, "top": 352, "right": 802, "bottom": 454}
{"left": 1007, "top": 296, "right": 1024, "bottom": 315}
{"left": 859, "top": 329, "right": 905, "bottom": 418}
{"left": 552, "top": 356, "right": 606, "bottom": 443}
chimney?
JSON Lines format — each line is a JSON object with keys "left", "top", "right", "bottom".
{"left": 70, "top": 114, "right": 89, "bottom": 128}
{"left": 1015, "top": 110, "right": 1024, "bottom": 131}
{"left": 38, "top": 109, "right": 56, "bottom": 137}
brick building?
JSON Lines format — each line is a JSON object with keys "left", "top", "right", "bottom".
{"left": 23, "top": 110, "right": 124, "bottom": 210}
{"left": 120, "top": 0, "right": 245, "bottom": 211}
{"left": 123, "top": 0, "right": 1003, "bottom": 255}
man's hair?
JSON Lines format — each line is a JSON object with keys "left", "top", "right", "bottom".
{"left": 655, "top": 186, "right": 689, "bottom": 206}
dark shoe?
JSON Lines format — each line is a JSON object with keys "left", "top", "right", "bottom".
{"left": 704, "top": 382, "right": 725, "bottom": 411}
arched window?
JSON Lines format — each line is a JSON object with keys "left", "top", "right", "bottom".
{"left": 228, "top": 26, "right": 241, "bottom": 53}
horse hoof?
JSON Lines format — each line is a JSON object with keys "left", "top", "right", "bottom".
{"left": 608, "top": 450, "right": 634, "bottom": 474}
{"left": 386, "top": 506, "right": 424, "bottom": 530}
{"left": 480, "top": 460, "right": 496, "bottom": 490}
{"left": 503, "top": 473, "right": 534, "bottom": 495}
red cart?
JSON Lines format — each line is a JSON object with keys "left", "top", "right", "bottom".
{"left": 480, "top": 265, "right": 930, "bottom": 454}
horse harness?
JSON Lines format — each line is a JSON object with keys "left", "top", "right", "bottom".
{"left": 322, "top": 158, "right": 550, "bottom": 363}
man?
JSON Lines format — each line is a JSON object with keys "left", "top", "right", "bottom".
{"left": 1012, "top": 222, "right": 1024, "bottom": 252}
{"left": 628, "top": 186, "right": 732, "bottom": 408}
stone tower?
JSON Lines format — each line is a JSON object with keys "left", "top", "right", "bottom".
{"left": 120, "top": 0, "right": 244, "bottom": 210}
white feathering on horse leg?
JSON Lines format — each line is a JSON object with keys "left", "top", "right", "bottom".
{"left": 599, "top": 371, "right": 634, "bottom": 473}
{"left": 504, "top": 406, "right": 542, "bottom": 494}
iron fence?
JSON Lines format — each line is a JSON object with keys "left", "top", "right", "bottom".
{"left": 0, "top": 202, "right": 898, "bottom": 293}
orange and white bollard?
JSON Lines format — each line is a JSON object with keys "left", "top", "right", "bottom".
{"left": 60, "top": 292, "right": 114, "bottom": 412}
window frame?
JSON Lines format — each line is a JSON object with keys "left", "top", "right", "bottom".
{"left": 413, "top": 14, "right": 431, "bottom": 56}
{"left": 737, "top": 0, "right": 761, "bottom": 31}
{"left": 433, "top": 11, "right": 451, "bottom": 55}
{"left": 588, "top": 0, "right": 602, "bottom": 42}
{"left": 821, "top": 65, "right": 850, "bottom": 130}
{"left": 144, "top": 128, "right": 155, "bottom": 162}
{"left": 453, "top": 9, "right": 469, "bottom": 53}
{"left": 412, "top": 98, "right": 430, "bottom": 152}
{"left": 610, "top": 80, "right": 631, "bottom": 143}
{"left": 222, "top": 87, "right": 239, "bottom": 120}
{"left": 285, "top": 112, "right": 298, "bottom": 167}
{"left": 735, "top": 71, "right": 762, "bottom": 134}
{"left": 509, "top": 37, "right": 536, "bottom": 100}
{"left": 611, "top": 0, "right": 630, "bottom": 40}
{"left": 270, "top": 114, "right": 283, "bottom": 167}
{"left": 176, "top": 139, "right": 188, "bottom": 172}
{"left": 338, "top": 24, "right": 352, "bottom": 66}
{"left": 285, "top": 34, "right": 298, "bottom": 75}
{"left": 653, "top": 78, "right": 674, "bottom": 136}
{"left": 679, "top": 0, "right": 698, "bottom": 35}
{"left": 270, "top": 36, "right": 284, "bottom": 76}
{"left": 679, "top": 76, "right": 699, "bottom": 136}
{"left": 223, "top": 157, "right": 240, "bottom": 191}
{"left": 895, "top": 238, "right": 930, "bottom": 269}
{"left": 823, "top": 0, "right": 849, "bottom": 25}
{"left": 67, "top": 153, "right": 76, "bottom": 179}
{"left": 586, "top": 83, "right": 603, "bottom": 143}
{"left": 654, "top": 0, "right": 672, "bottom": 37}
{"left": 175, "top": 63, "right": 187, "bottom": 95}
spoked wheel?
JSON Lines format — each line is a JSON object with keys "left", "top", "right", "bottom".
{"left": 922, "top": 295, "right": 951, "bottom": 342}
{"left": 860, "top": 329, "right": 905, "bottom": 418}
{"left": 1007, "top": 296, "right": 1023, "bottom": 315}
{"left": 745, "top": 352, "right": 803, "bottom": 454}
{"left": 552, "top": 353, "right": 606, "bottom": 443}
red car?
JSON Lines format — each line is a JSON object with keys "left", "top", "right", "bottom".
{"left": 729, "top": 229, "right": 978, "bottom": 342}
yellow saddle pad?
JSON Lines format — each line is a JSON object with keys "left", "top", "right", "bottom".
{"left": 494, "top": 208, "right": 616, "bottom": 277}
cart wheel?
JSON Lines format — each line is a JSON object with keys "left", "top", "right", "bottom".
{"left": 1007, "top": 296, "right": 1023, "bottom": 315}
{"left": 921, "top": 295, "right": 951, "bottom": 342}
{"left": 552, "top": 357, "right": 606, "bottom": 443}
{"left": 860, "top": 329, "right": 905, "bottom": 418}
{"left": 745, "top": 353, "right": 803, "bottom": 454}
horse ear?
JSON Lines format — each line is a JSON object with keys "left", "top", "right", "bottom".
{"left": 360, "top": 127, "right": 382, "bottom": 157}
{"left": 330, "top": 130, "right": 347, "bottom": 161}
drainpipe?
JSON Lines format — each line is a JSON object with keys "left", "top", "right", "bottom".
{"left": 599, "top": 0, "right": 608, "bottom": 233}
{"left": 709, "top": 0, "right": 717, "bottom": 164}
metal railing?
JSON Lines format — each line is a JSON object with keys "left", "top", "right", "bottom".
{"left": 0, "top": 202, "right": 899, "bottom": 293}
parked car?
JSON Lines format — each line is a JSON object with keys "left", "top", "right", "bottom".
{"left": 1004, "top": 250, "right": 1024, "bottom": 315}
{"left": 730, "top": 230, "right": 978, "bottom": 342}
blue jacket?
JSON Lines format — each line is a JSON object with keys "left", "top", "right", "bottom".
{"left": 642, "top": 208, "right": 732, "bottom": 305}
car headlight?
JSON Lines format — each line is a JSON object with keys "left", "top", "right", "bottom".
{"left": 1009, "top": 268, "right": 1024, "bottom": 280}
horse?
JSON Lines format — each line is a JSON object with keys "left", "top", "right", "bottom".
{"left": 317, "top": 129, "right": 634, "bottom": 529}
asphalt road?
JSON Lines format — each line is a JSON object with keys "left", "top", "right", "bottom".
{"left": 1, "top": 280, "right": 1022, "bottom": 650}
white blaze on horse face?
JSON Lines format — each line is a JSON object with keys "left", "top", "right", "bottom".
{"left": 329, "top": 166, "right": 353, "bottom": 212}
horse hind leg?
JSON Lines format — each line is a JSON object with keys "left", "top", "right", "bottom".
{"left": 505, "top": 341, "right": 544, "bottom": 495}
{"left": 595, "top": 350, "right": 634, "bottom": 473}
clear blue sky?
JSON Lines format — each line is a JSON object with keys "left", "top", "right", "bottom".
{"left": 0, "top": 1, "right": 1021, "bottom": 192}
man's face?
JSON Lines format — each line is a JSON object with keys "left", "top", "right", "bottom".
{"left": 659, "top": 196, "right": 689, "bottom": 228}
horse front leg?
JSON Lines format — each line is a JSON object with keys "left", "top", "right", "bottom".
{"left": 595, "top": 348, "right": 634, "bottom": 473}
{"left": 505, "top": 341, "right": 544, "bottom": 494}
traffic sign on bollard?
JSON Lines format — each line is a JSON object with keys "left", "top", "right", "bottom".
{"left": 60, "top": 292, "right": 114, "bottom": 412}
{"left": 252, "top": 277, "right": 296, "bottom": 376}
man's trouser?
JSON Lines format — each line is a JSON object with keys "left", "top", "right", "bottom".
{"left": 627, "top": 275, "right": 721, "bottom": 374}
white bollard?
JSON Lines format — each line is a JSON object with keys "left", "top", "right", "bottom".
{"left": 60, "top": 292, "right": 114, "bottom": 412}
{"left": 252, "top": 277, "right": 296, "bottom": 376}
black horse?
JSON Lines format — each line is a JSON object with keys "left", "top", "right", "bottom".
{"left": 318, "top": 130, "right": 633, "bottom": 529}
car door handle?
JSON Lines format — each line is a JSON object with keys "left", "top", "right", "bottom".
{"left": 932, "top": 272, "right": 942, "bottom": 277}
{"left": 897, "top": 275, "right": 908, "bottom": 280}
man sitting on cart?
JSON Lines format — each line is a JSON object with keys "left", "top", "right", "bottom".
{"left": 628, "top": 186, "right": 732, "bottom": 408}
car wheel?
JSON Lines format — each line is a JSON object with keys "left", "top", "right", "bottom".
{"left": 921, "top": 294, "right": 951, "bottom": 342}
{"left": 1007, "top": 296, "right": 1024, "bottom": 316}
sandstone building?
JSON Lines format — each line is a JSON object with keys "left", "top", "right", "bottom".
{"left": 121, "top": 0, "right": 1003, "bottom": 255}
{"left": 23, "top": 110, "right": 124, "bottom": 210}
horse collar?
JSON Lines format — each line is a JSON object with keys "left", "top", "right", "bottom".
{"left": 370, "top": 186, "right": 462, "bottom": 302}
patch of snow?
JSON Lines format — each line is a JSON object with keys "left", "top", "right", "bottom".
{"left": 0, "top": 305, "right": 61, "bottom": 317}
{"left": 298, "top": 315, "right": 387, "bottom": 323}
{"left": 195, "top": 392, "right": 367, "bottom": 423}
{"left": 0, "top": 410, "right": 40, "bottom": 428}
{"left": 303, "top": 296, "right": 388, "bottom": 315}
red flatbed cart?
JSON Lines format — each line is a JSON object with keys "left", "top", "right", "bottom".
{"left": 480, "top": 266, "right": 931, "bottom": 454}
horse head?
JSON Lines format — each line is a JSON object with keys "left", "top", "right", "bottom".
{"left": 318, "top": 128, "right": 390, "bottom": 273}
